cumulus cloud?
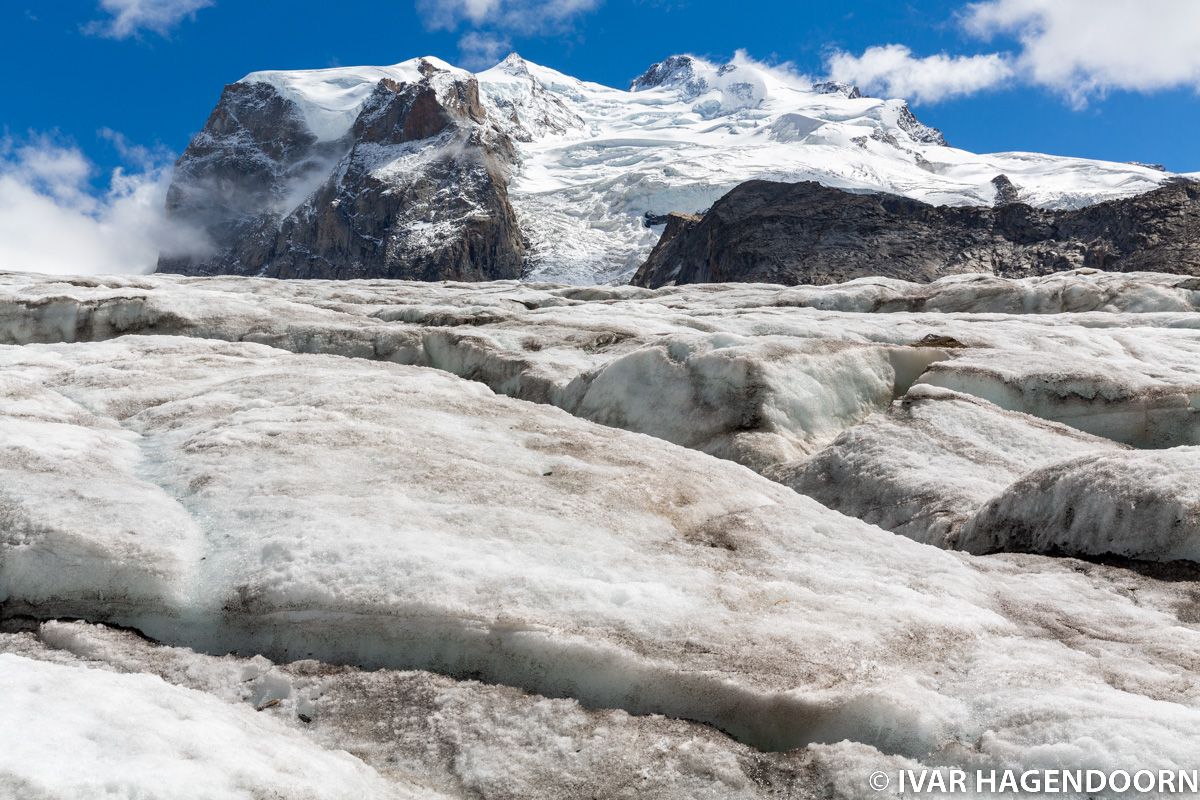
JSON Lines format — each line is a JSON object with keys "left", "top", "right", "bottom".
{"left": 417, "top": 0, "right": 601, "bottom": 35}
{"left": 87, "top": 0, "right": 213, "bottom": 39}
{"left": 0, "top": 134, "right": 210, "bottom": 276}
{"left": 827, "top": 1, "right": 1200, "bottom": 107}
{"left": 457, "top": 31, "right": 513, "bottom": 70}
{"left": 826, "top": 45, "right": 1013, "bottom": 104}
{"left": 963, "top": 0, "right": 1200, "bottom": 105}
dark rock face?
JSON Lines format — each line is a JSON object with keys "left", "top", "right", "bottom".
{"left": 158, "top": 61, "right": 526, "bottom": 281}
{"left": 631, "top": 179, "right": 1200, "bottom": 288}
{"left": 895, "top": 104, "right": 947, "bottom": 147}
{"left": 629, "top": 55, "right": 708, "bottom": 97}
{"left": 991, "top": 174, "right": 1021, "bottom": 206}
{"left": 156, "top": 82, "right": 343, "bottom": 276}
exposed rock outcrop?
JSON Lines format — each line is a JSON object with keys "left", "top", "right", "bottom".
{"left": 159, "top": 59, "right": 526, "bottom": 281}
{"left": 632, "top": 178, "right": 1200, "bottom": 287}
{"left": 629, "top": 55, "right": 710, "bottom": 97}
{"left": 991, "top": 174, "right": 1021, "bottom": 206}
{"left": 895, "top": 103, "right": 947, "bottom": 146}
{"left": 811, "top": 80, "right": 862, "bottom": 99}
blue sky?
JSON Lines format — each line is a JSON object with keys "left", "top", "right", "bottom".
{"left": 4, "top": 0, "right": 1199, "bottom": 177}
{"left": 2, "top": 0, "right": 1199, "bottom": 275}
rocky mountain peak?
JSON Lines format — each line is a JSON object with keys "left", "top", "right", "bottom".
{"left": 478, "top": 56, "right": 585, "bottom": 143}
{"left": 895, "top": 102, "right": 947, "bottom": 146}
{"left": 496, "top": 52, "right": 531, "bottom": 76}
{"left": 417, "top": 57, "right": 443, "bottom": 78}
{"left": 629, "top": 55, "right": 705, "bottom": 93}
{"left": 160, "top": 62, "right": 523, "bottom": 281}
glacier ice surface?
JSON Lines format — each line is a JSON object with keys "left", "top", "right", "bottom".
{"left": 960, "top": 447, "right": 1200, "bottom": 561}
{"left": 781, "top": 385, "right": 1125, "bottom": 547}
{"left": 3, "top": 269, "right": 1200, "bottom": 796}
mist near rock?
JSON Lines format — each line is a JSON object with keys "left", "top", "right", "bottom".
{"left": 0, "top": 134, "right": 211, "bottom": 276}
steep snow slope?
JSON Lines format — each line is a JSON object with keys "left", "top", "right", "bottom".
{"left": 479, "top": 54, "right": 1170, "bottom": 283}
{"left": 230, "top": 52, "right": 1172, "bottom": 284}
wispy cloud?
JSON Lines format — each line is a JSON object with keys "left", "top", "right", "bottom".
{"left": 964, "top": 0, "right": 1200, "bottom": 106}
{"left": 86, "top": 0, "right": 213, "bottom": 39}
{"left": 826, "top": 45, "right": 1013, "bottom": 104}
{"left": 457, "top": 31, "right": 514, "bottom": 70}
{"left": 0, "top": 133, "right": 209, "bottom": 276}
{"left": 416, "top": 0, "right": 602, "bottom": 68}
{"left": 418, "top": 0, "right": 600, "bottom": 33}
{"left": 825, "top": 0, "right": 1200, "bottom": 107}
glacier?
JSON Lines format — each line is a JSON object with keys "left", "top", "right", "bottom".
{"left": 2, "top": 269, "right": 1200, "bottom": 797}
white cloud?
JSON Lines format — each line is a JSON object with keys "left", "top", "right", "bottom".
{"left": 728, "top": 49, "right": 813, "bottom": 86}
{"left": 457, "top": 31, "right": 513, "bottom": 70}
{"left": 417, "top": 0, "right": 600, "bottom": 35}
{"left": 826, "top": 44, "right": 1013, "bottom": 104}
{"left": 963, "top": 0, "right": 1200, "bottom": 105}
{"left": 87, "top": 0, "right": 213, "bottom": 39}
{"left": 828, "top": 1, "right": 1200, "bottom": 107}
{"left": 0, "top": 135, "right": 210, "bottom": 276}
{"left": 421, "top": 0, "right": 500, "bottom": 28}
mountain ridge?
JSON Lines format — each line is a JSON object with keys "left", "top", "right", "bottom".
{"left": 631, "top": 178, "right": 1200, "bottom": 287}
{"left": 159, "top": 51, "right": 1176, "bottom": 284}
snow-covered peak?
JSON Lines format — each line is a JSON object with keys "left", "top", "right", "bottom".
{"left": 477, "top": 56, "right": 588, "bottom": 142}
{"left": 241, "top": 56, "right": 471, "bottom": 141}
{"left": 627, "top": 53, "right": 813, "bottom": 114}
{"left": 629, "top": 54, "right": 714, "bottom": 95}
{"left": 493, "top": 51, "right": 531, "bottom": 77}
